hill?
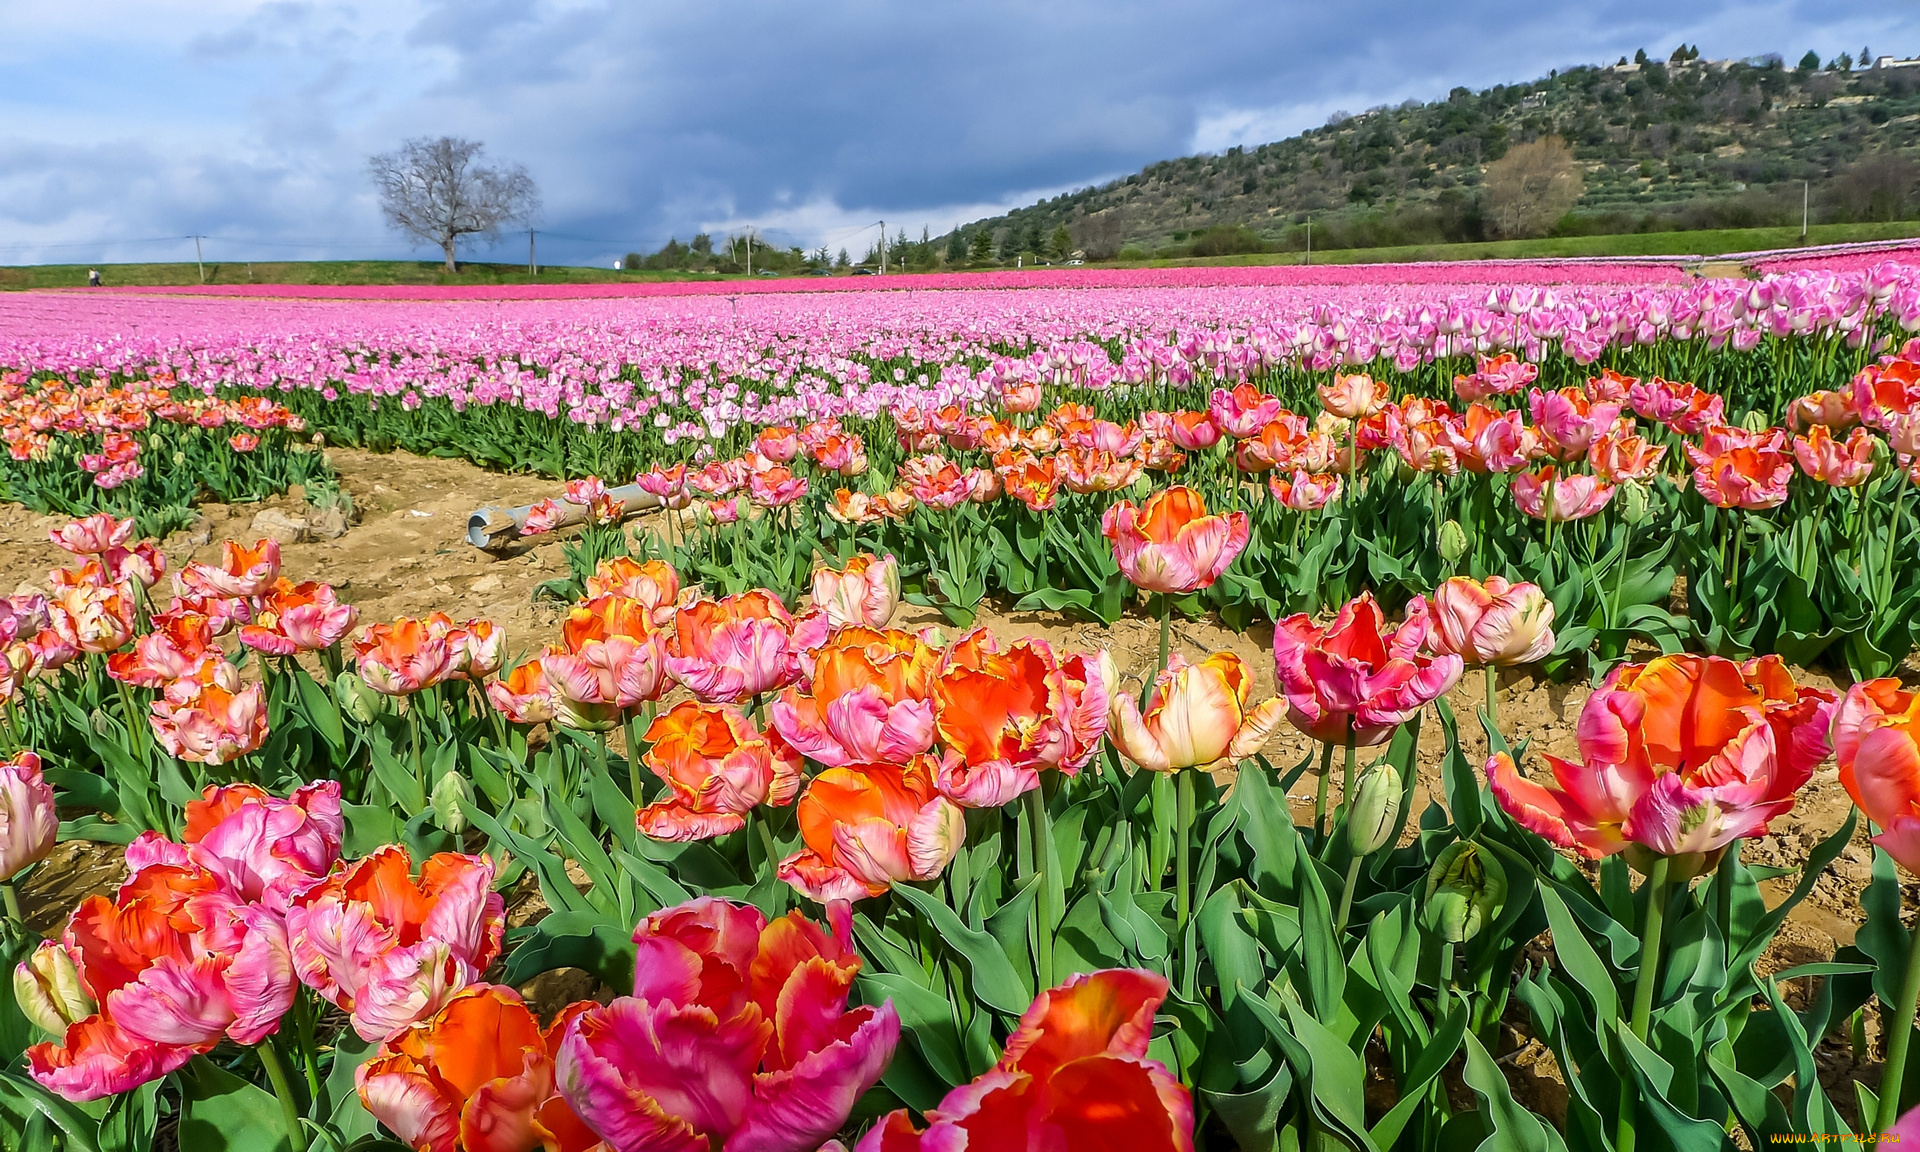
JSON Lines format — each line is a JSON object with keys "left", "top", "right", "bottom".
{"left": 946, "top": 49, "right": 1920, "bottom": 262}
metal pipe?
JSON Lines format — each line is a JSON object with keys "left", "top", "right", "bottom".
{"left": 466, "top": 482, "right": 661, "bottom": 549}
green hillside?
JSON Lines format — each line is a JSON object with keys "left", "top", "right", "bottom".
{"left": 951, "top": 49, "right": 1920, "bottom": 261}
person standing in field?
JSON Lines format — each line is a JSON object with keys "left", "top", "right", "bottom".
{"left": 87, "top": 269, "right": 100, "bottom": 287}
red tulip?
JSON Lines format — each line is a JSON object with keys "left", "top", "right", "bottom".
{"left": 860, "top": 968, "right": 1193, "bottom": 1152}
{"left": 1103, "top": 487, "right": 1249, "bottom": 595}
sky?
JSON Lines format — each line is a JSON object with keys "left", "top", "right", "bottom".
{"left": 1, "top": 0, "right": 1917, "bottom": 268}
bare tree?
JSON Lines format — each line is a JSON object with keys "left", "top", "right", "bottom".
{"left": 1482, "top": 137, "right": 1585, "bottom": 239}
{"left": 1071, "top": 209, "right": 1130, "bottom": 260}
{"left": 368, "top": 137, "right": 539, "bottom": 272}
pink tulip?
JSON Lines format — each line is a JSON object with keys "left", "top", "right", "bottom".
{"left": 0, "top": 751, "right": 56, "bottom": 882}
{"left": 124, "top": 782, "right": 341, "bottom": 912}
{"left": 1528, "top": 386, "right": 1622, "bottom": 461}
{"left": 27, "top": 863, "right": 296, "bottom": 1101}
{"left": 1103, "top": 486, "right": 1250, "bottom": 595}
{"left": 1413, "top": 576, "right": 1556, "bottom": 667}
{"left": 238, "top": 579, "right": 359, "bottom": 655}
{"left": 1208, "top": 385, "right": 1281, "bottom": 439}
{"left": 48, "top": 583, "right": 135, "bottom": 655}
{"left": 1686, "top": 426, "right": 1794, "bottom": 510}
{"left": 1268, "top": 470, "right": 1342, "bottom": 510}
{"left": 48, "top": 514, "right": 135, "bottom": 556}
{"left": 666, "top": 590, "right": 800, "bottom": 704}
{"left": 1512, "top": 466, "right": 1615, "bottom": 522}
{"left": 1792, "top": 425, "right": 1876, "bottom": 488}
{"left": 813, "top": 554, "right": 900, "bottom": 629}
{"left": 556, "top": 898, "right": 899, "bottom": 1152}
{"left": 1274, "top": 593, "right": 1463, "bottom": 747}
{"left": 287, "top": 847, "right": 505, "bottom": 1042}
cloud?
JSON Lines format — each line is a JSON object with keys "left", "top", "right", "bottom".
{"left": 1, "top": 0, "right": 1916, "bottom": 266}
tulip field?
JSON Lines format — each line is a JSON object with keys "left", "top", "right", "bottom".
{"left": 4, "top": 259, "right": 1920, "bottom": 1150}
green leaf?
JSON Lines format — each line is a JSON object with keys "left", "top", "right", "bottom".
{"left": 1460, "top": 1029, "right": 1569, "bottom": 1152}
{"left": 890, "top": 882, "right": 1033, "bottom": 1016}
{"left": 859, "top": 972, "right": 968, "bottom": 1088}
{"left": 177, "top": 1057, "right": 293, "bottom": 1152}
{"left": 1615, "top": 1027, "right": 1725, "bottom": 1152}
{"left": 0, "top": 1071, "right": 101, "bottom": 1152}
{"left": 324, "top": 1030, "right": 380, "bottom": 1146}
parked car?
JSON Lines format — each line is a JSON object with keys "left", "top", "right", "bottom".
{"left": 850, "top": 267, "right": 877, "bottom": 276}
{"left": 758, "top": 269, "right": 779, "bottom": 277}
{"left": 808, "top": 268, "right": 833, "bottom": 276}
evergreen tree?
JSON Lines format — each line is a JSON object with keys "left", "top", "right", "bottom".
{"left": 946, "top": 229, "right": 967, "bottom": 262}
{"left": 1048, "top": 225, "right": 1074, "bottom": 259}
{"left": 968, "top": 229, "right": 994, "bottom": 262}
{"left": 1798, "top": 50, "right": 1821, "bottom": 72}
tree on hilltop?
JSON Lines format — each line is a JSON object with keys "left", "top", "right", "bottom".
{"left": 368, "top": 137, "right": 539, "bottom": 273}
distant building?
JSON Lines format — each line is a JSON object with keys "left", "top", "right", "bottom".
{"left": 1872, "top": 55, "right": 1920, "bottom": 70}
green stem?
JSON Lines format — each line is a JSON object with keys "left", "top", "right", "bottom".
{"left": 1174, "top": 767, "right": 1194, "bottom": 992}
{"left": 1341, "top": 726, "right": 1357, "bottom": 817}
{"left": 1312, "top": 742, "right": 1333, "bottom": 841}
{"left": 114, "top": 680, "right": 151, "bottom": 770}
{"left": 1024, "top": 786, "right": 1055, "bottom": 992}
{"left": 1, "top": 883, "right": 20, "bottom": 923}
{"left": 1144, "top": 593, "right": 1172, "bottom": 712}
{"left": 258, "top": 1042, "right": 310, "bottom": 1152}
{"left": 1484, "top": 664, "right": 1500, "bottom": 741}
{"left": 627, "top": 712, "right": 648, "bottom": 807}
{"left": 1877, "top": 915, "right": 1920, "bottom": 1133}
{"left": 1334, "top": 852, "right": 1364, "bottom": 938}
{"left": 1881, "top": 475, "right": 1910, "bottom": 611}
{"left": 1617, "top": 855, "right": 1673, "bottom": 1152}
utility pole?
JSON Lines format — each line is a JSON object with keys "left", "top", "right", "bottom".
{"left": 528, "top": 229, "right": 538, "bottom": 276}
{"left": 878, "top": 220, "right": 886, "bottom": 274}
{"left": 1801, "top": 181, "right": 1810, "bottom": 243}
{"left": 1304, "top": 218, "right": 1311, "bottom": 266}
{"left": 746, "top": 228, "right": 753, "bottom": 277}
{"left": 190, "top": 235, "right": 206, "bottom": 284}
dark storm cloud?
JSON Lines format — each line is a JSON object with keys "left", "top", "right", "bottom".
{"left": 0, "top": 0, "right": 1914, "bottom": 264}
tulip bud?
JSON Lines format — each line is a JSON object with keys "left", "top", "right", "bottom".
{"left": 1437, "top": 520, "right": 1468, "bottom": 564}
{"left": 1619, "top": 480, "right": 1653, "bottom": 525}
{"left": 1422, "top": 841, "right": 1508, "bottom": 944}
{"left": 1739, "top": 409, "right": 1770, "bottom": 434}
{"left": 431, "top": 770, "right": 472, "bottom": 834}
{"left": 1347, "top": 762, "right": 1403, "bottom": 856}
{"left": 1395, "top": 458, "right": 1418, "bottom": 485}
{"left": 15, "top": 943, "right": 93, "bottom": 1034}
{"left": 335, "top": 671, "right": 383, "bottom": 723}
{"left": 1130, "top": 474, "right": 1153, "bottom": 499}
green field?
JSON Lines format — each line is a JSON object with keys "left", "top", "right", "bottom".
{"left": 1119, "top": 220, "right": 1920, "bottom": 269}
{"left": 0, "top": 259, "right": 704, "bottom": 290}
{"left": 4, "top": 220, "right": 1918, "bottom": 290}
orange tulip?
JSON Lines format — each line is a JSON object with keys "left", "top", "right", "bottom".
{"left": 357, "top": 984, "right": 601, "bottom": 1152}
{"left": 770, "top": 627, "right": 940, "bottom": 768}
{"left": 932, "top": 630, "right": 1108, "bottom": 807}
{"left": 778, "top": 756, "right": 965, "bottom": 902}
{"left": 355, "top": 618, "right": 459, "bottom": 696}
{"left": 637, "top": 701, "right": 803, "bottom": 841}
{"left": 1318, "top": 373, "right": 1387, "bottom": 420}
{"left": 582, "top": 557, "right": 680, "bottom": 623}
{"left": 1102, "top": 486, "right": 1249, "bottom": 595}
